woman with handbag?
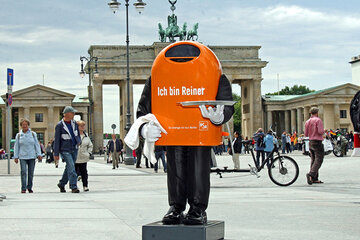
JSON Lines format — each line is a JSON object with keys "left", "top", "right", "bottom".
{"left": 75, "top": 120, "right": 93, "bottom": 192}
{"left": 14, "top": 118, "right": 42, "bottom": 193}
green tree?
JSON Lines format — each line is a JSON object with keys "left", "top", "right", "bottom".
{"left": 267, "top": 85, "right": 314, "bottom": 95}
{"left": 232, "top": 93, "right": 241, "bottom": 133}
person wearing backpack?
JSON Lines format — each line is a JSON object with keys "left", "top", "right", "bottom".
{"left": 253, "top": 128, "right": 265, "bottom": 168}
{"left": 264, "top": 130, "right": 275, "bottom": 168}
{"left": 14, "top": 118, "right": 42, "bottom": 193}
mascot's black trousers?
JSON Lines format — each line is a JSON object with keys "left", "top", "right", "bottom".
{"left": 166, "top": 146, "right": 211, "bottom": 212}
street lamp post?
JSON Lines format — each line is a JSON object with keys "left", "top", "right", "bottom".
{"left": 107, "top": 0, "right": 146, "bottom": 165}
{"left": 79, "top": 56, "right": 99, "bottom": 152}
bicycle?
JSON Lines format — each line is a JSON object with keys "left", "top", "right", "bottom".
{"left": 211, "top": 139, "right": 299, "bottom": 187}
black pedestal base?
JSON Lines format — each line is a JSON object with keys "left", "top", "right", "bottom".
{"left": 142, "top": 221, "right": 224, "bottom": 240}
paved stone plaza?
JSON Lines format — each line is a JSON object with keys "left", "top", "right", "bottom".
{"left": 0, "top": 152, "right": 359, "bottom": 240}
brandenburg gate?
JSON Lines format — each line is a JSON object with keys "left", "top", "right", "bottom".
{"left": 87, "top": 42, "right": 267, "bottom": 151}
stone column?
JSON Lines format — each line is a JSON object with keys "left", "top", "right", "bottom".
{"left": 303, "top": 106, "right": 310, "bottom": 122}
{"left": 47, "top": 106, "right": 55, "bottom": 142}
{"left": 318, "top": 104, "right": 324, "bottom": 121}
{"left": 24, "top": 107, "right": 30, "bottom": 120}
{"left": 297, "top": 108, "right": 303, "bottom": 133}
{"left": 130, "top": 80, "right": 134, "bottom": 124}
{"left": 240, "top": 81, "right": 250, "bottom": 138}
{"left": 18, "top": 107, "right": 24, "bottom": 131}
{"left": 333, "top": 104, "right": 340, "bottom": 130}
{"left": 290, "top": 109, "right": 296, "bottom": 134}
{"left": 284, "top": 110, "right": 290, "bottom": 133}
{"left": 93, "top": 80, "right": 104, "bottom": 153}
{"left": 119, "top": 80, "right": 135, "bottom": 139}
{"left": 252, "top": 79, "right": 263, "bottom": 134}
{"left": 267, "top": 110, "right": 273, "bottom": 129}
{"left": 119, "top": 82, "right": 125, "bottom": 139}
{"left": 1, "top": 107, "right": 6, "bottom": 149}
{"left": 82, "top": 112, "right": 88, "bottom": 130}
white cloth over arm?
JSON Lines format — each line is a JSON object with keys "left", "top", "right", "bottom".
{"left": 124, "top": 113, "right": 167, "bottom": 164}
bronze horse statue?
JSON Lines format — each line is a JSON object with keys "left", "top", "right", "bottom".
{"left": 179, "top": 22, "right": 187, "bottom": 41}
{"left": 187, "top": 23, "right": 199, "bottom": 41}
{"left": 158, "top": 23, "right": 166, "bottom": 42}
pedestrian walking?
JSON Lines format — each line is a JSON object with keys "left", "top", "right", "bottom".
{"left": 305, "top": 107, "right": 325, "bottom": 185}
{"left": 286, "top": 134, "right": 291, "bottom": 153}
{"left": 264, "top": 130, "right": 275, "bottom": 168}
{"left": 75, "top": 120, "right": 93, "bottom": 192}
{"left": 119, "top": 139, "right": 124, "bottom": 163}
{"left": 46, "top": 140, "right": 53, "bottom": 163}
{"left": 154, "top": 146, "right": 167, "bottom": 173}
{"left": 144, "top": 154, "right": 154, "bottom": 168}
{"left": 14, "top": 118, "right": 42, "bottom": 193}
{"left": 107, "top": 134, "right": 122, "bottom": 169}
{"left": 54, "top": 106, "right": 81, "bottom": 193}
{"left": 224, "top": 137, "right": 229, "bottom": 153}
{"left": 253, "top": 128, "right": 266, "bottom": 167}
{"left": 0, "top": 148, "right": 5, "bottom": 159}
{"left": 38, "top": 140, "right": 45, "bottom": 160}
{"left": 337, "top": 131, "right": 348, "bottom": 157}
{"left": 243, "top": 136, "right": 250, "bottom": 154}
{"left": 52, "top": 140, "right": 58, "bottom": 168}
{"left": 349, "top": 131, "right": 354, "bottom": 150}
{"left": 132, "top": 149, "right": 137, "bottom": 164}
{"left": 135, "top": 138, "right": 144, "bottom": 168}
{"left": 231, "top": 131, "right": 242, "bottom": 169}
{"left": 281, "top": 132, "right": 287, "bottom": 154}
{"left": 298, "top": 134, "right": 304, "bottom": 152}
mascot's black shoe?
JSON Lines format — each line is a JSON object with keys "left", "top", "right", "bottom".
{"left": 162, "top": 206, "right": 184, "bottom": 225}
{"left": 183, "top": 207, "right": 207, "bottom": 225}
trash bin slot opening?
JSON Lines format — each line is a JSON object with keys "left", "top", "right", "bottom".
{"left": 169, "top": 58, "right": 194, "bottom": 62}
{"left": 165, "top": 44, "right": 200, "bottom": 58}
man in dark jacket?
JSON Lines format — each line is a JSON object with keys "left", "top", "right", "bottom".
{"left": 54, "top": 106, "right": 81, "bottom": 193}
{"left": 108, "top": 134, "right": 123, "bottom": 169}
{"left": 135, "top": 137, "right": 144, "bottom": 168}
{"left": 231, "top": 131, "right": 242, "bottom": 169}
{"left": 154, "top": 146, "right": 167, "bottom": 173}
{"left": 281, "top": 132, "right": 287, "bottom": 154}
{"left": 137, "top": 74, "right": 234, "bottom": 225}
{"left": 253, "top": 128, "right": 265, "bottom": 167}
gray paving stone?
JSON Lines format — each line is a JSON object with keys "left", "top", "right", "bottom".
{"left": 0, "top": 152, "right": 359, "bottom": 240}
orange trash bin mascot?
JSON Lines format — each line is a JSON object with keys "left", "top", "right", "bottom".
{"left": 137, "top": 41, "right": 234, "bottom": 225}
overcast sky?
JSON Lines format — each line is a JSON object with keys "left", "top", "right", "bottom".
{"left": 0, "top": 0, "right": 359, "bottom": 133}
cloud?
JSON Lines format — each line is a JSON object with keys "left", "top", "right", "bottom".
{"left": 1, "top": 2, "right": 359, "bottom": 133}
{"left": 263, "top": 5, "right": 360, "bottom": 29}
{"left": 197, "top": 5, "right": 357, "bottom": 92}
